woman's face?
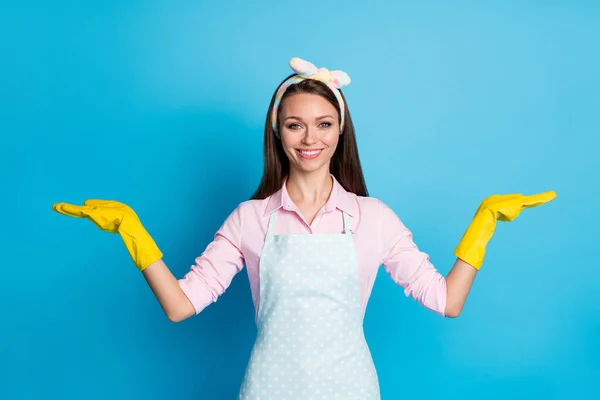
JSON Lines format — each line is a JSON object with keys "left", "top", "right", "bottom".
{"left": 278, "top": 93, "right": 340, "bottom": 175}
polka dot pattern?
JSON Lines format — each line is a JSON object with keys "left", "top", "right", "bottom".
{"left": 238, "top": 212, "right": 381, "bottom": 399}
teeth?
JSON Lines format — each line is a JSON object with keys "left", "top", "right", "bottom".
{"left": 300, "top": 150, "right": 321, "bottom": 155}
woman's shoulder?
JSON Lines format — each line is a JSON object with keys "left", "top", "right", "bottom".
{"left": 214, "top": 198, "right": 270, "bottom": 240}
{"left": 350, "top": 194, "right": 406, "bottom": 228}
{"left": 227, "top": 197, "right": 272, "bottom": 222}
{"left": 350, "top": 193, "right": 391, "bottom": 214}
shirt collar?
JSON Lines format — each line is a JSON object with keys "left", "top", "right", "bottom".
{"left": 264, "top": 174, "right": 358, "bottom": 218}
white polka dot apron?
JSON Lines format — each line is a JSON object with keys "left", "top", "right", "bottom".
{"left": 238, "top": 210, "right": 380, "bottom": 399}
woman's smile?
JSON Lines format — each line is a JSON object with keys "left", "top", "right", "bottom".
{"left": 295, "top": 148, "right": 324, "bottom": 160}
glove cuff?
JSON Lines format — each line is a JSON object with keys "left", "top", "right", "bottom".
{"left": 454, "top": 208, "right": 497, "bottom": 270}
{"left": 119, "top": 222, "right": 163, "bottom": 271}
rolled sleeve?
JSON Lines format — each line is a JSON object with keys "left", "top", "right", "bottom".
{"left": 178, "top": 204, "right": 245, "bottom": 314}
{"left": 378, "top": 200, "right": 447, "bottom": 316}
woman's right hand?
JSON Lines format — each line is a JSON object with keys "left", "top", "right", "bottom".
{"left": 53, "top": 199, "right": 195, "bottom": 321}
{"left": 52, "top": 199, "right": 163, "bottom": 272}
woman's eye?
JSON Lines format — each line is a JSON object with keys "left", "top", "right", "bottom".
{"left": 286, "top": 122, "right": 332, "bottom": 130}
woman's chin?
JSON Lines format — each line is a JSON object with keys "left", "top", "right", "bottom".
{"left": 290, "top": 159, "right": 330, "bottom": 174}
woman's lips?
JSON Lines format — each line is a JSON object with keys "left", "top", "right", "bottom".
{"left": 296, "top": 149, "right": 324, "bottom": 160}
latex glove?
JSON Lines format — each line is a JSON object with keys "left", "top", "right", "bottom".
{"left": 52, "top": 200, "right": 163, "bottom": 271}
{"left": 454, "top": 191, "right": 556, "bottom": 270}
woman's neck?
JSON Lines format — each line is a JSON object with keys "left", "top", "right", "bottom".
{"left": 286, "top": 168, "right": 333, "bottom": 207}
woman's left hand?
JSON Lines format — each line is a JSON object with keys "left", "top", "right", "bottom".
{"left": 454, "top": 191, "right": 557, "bottom": 270}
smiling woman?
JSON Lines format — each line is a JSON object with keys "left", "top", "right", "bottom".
{"left": 52, "top": 57, "right": 556, "bottom": 400}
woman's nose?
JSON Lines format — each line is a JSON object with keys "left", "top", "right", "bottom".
{"left": 301, "top": 126, "right": 318, "bottom": 144}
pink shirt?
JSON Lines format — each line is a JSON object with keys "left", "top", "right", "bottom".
{"left": 178, "top": 176, "right": 447, "bottom": 319}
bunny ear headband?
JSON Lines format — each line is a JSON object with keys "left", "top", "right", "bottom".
{"left": 271, "top": 57, "right": 351, "bottom": 137}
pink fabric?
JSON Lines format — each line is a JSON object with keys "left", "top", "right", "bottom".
{"left": 178, "top": 176, "right": 447, "bottom": 318}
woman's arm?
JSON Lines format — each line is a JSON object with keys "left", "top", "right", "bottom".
{"left": 52, "top": 199, "right": 246, "bottom": 323}
{"left": 378, "top": 191, "right": 554, "bottom": 319}
{"left": 378, "top": 199, "right": 448, "bottom": 317}
{"left": 444, "top": 258, "right": 477, "bottom": 318}
{"left": 140, "top": 206, "right": 246, "bottom": 322}
{"left": 142, "top": 259, "right": 196, "bottom": 322}
{"left": 444, "top": 191, "right": 556, "bottom": 316}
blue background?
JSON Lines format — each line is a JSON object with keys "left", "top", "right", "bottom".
{"left": 2, "top": 1, "right": 599, "bottom": 399}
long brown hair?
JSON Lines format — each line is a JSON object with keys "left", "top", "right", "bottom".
{"left": 250, "top": 74, "right": 368, "bottom": 199}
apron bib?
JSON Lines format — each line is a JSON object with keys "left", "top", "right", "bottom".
{"left": 238, "top": 210, "right": 380, "bottom": 399}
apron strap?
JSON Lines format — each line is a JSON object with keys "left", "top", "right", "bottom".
{"left": 342, "top": 211, "right": 352, "bottom": 234}
{"left": 266, "top": 211, "right": 278, "bottom": 238}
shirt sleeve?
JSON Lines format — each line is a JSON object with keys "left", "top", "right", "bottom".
{"left": 378, "top": 199, "right": 447, "bottom": 316}
{"left": 178, "top": 204, "right": 245, "bottom": 314}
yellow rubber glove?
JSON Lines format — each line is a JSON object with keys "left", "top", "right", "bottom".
{"left": 52, "top": 200, "right": 163, "bottom": 271}
{"left": 454, "top": 191, "right": 556, "bottom": 270}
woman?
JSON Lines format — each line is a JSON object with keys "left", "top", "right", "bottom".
{"left": 53, "top": 57, "right": 556, "bottom": 399}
